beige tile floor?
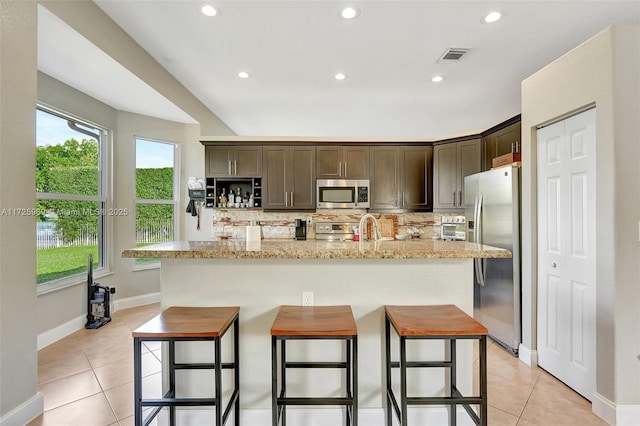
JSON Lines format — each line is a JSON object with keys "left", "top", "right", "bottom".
{"left": 28, "top": 303, "right": 608, "bottom": 426}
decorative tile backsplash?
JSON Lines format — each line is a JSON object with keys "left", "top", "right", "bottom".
{"left": 211, "top": 209, "right": 462, "bottom": 240}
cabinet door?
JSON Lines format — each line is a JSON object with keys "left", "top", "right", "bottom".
{"left": 401, "top": 146, "right": 432, "bottom": 210}
{"left": 344, "top": 147, "right": 369, "bottom": 179}
{"left": 262, "top": 146, "right": 288, "bottom": 209}
{"left": 289, "top": 147, "right": 316, "bottom": 209}
{"left": 495, "top": 122, "right": 521, "bottom": 158}
{"left": 457, "top": 138, "right": 481, "bottom": 206}
{"left": 481, "top": 135, "right": 495, "bottom": 171}
{"left": 433, "top": 144, "right": 458, "bottom": 209}
{"left": 205, "top": 146, "right": 233, "bottom": 177}
{"left": 316, "top": 146, "right": 342, "bottom": 179}
{"left": 370, "top": 147, "right": 399, "bottom": 209}
{"left": 235, "top": 146, "right": 262, "bottom": 177}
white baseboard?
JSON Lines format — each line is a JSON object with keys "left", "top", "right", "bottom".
{"left": 0, "top": 392, "right": 43, "bottom": 426}
{"left": 113, "top": 292, "right": 160, "bottom": 311}
{"left": 615, "top": 403, "right": 640, "bottom": 426}
{"left": 37, "top": 314, "right": 85, "bottom": 350}
{"left": 518, "top": 343, "right": 538, "bottom": 367}
{"left": 591, "top": 393, "right": 640, "bottom": 426}
{"left": 593, "top": 393, "right": 617, "bottom": 425}
{"left": 37, "top": 292, "right": 161, "bottom": 350}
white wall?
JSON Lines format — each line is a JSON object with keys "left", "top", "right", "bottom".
{"left": 0, "top": 1, "right": 234, "bottom": 421}
{"left": 0, "top": 1, "right": 41, "bottom": 423}
{"left": 521, "top": 24, "right": 639, "bottom": 417}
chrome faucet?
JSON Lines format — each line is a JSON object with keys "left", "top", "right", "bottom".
{"left": 359, "top": 213, "right": 382, "bottom": 241}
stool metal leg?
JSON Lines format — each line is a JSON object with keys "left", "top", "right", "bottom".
{"left": 385, "top": 317, "right": 392, "bottom": 426}
{"left": 234, "top": 317, "right": 240, "bottom": 426}
{"left": 134, "top": 338, "right": 142, "bottom": 426}
{"left": 352, "top": 335, "right": 358, "bottom": 426}
{"left": 272, "top": 336, "right": 278, "bottom": 426}
{"left": 169, "top": 340, "right": 176, "bottom": 425}
{"left": 480, "top": 335, "right": 487, "bottom": 426}
{"left": 281, "top": 339, "right": 287, "bottom": 426}
{"left": 400, "top": 335, "right": 407, "bottom": 426}
{"left": 450, "top": 339, "right": 457, "bottom": 425}
{"left": 215, "top": 336, "right": 222, "bottom": 426}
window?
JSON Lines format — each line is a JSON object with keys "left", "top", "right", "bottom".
{"left": 36, "top": 107, "right": 108, "bottom": 289}
{"left": 135, "top": 138, "right": 177, "bottom": 264}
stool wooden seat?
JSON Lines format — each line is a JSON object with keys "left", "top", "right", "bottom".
{"left": 271, "top": 305, "right": 358, "bottom": 426}
{"left": 385, "top": 305, "right": 488, "bottom": 426}
{"left": 133, "top": 306, "right": 240, "bottom": 426}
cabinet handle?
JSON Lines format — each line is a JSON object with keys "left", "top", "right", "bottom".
{"left": 338, "top": 162, "right": 342, "bottom": 177}
{"left": 291, "top": 192, "right": 294, "bottom": 206}
{"left": 459, "top": 190, "right": 462, "bottom": 206}
{"left": 228, "top": 160, "right": 232, "bottom": 176}
{"left": 344, "top": 162, "right": 347, "bottom": 177}
{"left": 453, "top": 191, "right": 457, "bottom": 207}
{"left": 402, "top": 192, "right": 405, "bottom": 207}
{"left": 234, "top": 160, "right": 237, "bottom": 175}
{"left": 285, "top": 191, "right": 288, "bottom": 207}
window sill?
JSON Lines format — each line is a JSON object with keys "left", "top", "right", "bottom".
{"left": 37, "top": 269, "right": 113, "bottom": 296}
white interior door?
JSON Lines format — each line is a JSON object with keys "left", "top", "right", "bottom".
{"left": 537, "top": 108, "right": 596, "bottom": 400}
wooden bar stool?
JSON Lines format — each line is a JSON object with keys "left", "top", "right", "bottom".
{"left": 384, "top": 305, "right": 488, "bottom": 426}
{"left": 132, "top": 306, "right": 240, "bottom": 426}
{"left": 271, "top": 305, "right": 358, "bottom": 426}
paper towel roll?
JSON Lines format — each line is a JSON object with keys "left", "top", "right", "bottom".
{"left": 246, "top": 225, "right": 261, "bottom": 242}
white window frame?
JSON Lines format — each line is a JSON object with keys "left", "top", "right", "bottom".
{"left": 36, "top": 105, "right": 111, "bottom": 295}
{"left": 133, "top": 137, "right": 179, "bottom": 271}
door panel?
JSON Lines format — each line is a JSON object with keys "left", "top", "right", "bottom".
{"left": 537, "top": 108, "right": 596, "bottom": 400}
{"left": 290, "top": 147, "right": 316, "bottom": 209}
{"left": 344, "top": 147, "right": 369, "bottom": 179}
{"left": 235, "top": 146, "right": 262, "bottom": 177}
{"left": 433, "top": 144, "right": 457, "bottom": 209}
{"left": 316, "top": 146, "right": 342, "bottom": 179}
{"left": 205, "top": 146, "right": 233, "bottom": 177}
{"left": 370, "top": 147, "right": 398, "bottom": 209}
{"left": 263, "top": 147, "right": 287, "bottom": 209}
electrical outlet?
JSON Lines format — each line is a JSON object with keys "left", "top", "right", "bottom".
{"left": 302, "top": 291, "right": 314, "bottom": 306}
{"left": 306, "top": 217, "right": 312, "bottom": 225}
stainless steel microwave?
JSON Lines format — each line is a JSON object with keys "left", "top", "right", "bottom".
{"left": 316, "top": 179, "right": 370, "bottom": 209}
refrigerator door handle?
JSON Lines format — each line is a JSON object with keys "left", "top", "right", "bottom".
{"left": 475, "top": 193, "right": 485, "bottom": 286}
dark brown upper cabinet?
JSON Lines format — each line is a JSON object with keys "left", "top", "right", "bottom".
{"left": 263, "top": 146, "right": 316, "bottom": 210}
{"left": 316, "top": 146, "right": 369, "bottom": 179}
{"left": 433, "top": 139, "right": 481, "bottom": 210}
{"left": 205, "top": 146, "right": 262, "bottom": 177}
{"left": 369, "top": 145, "right": 432, "bottom": 211}
{"left": 482, "top": 121, "right": 521, "bottom": 171}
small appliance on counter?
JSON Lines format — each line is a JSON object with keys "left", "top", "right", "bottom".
{"left": 441, "top": 216, "right": 467, "bottom": 241}
{"left": 294, "top": 219, "right": 307, "bottom": 240}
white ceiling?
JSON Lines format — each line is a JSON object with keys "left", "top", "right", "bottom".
{"left": 39, "top": 1, "right": 640, "bottom": 139}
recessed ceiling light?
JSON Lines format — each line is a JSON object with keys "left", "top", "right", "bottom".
{"left": 483, "top": 11, "right": 502, "bottom": 23}
{"left": 201, "top": 4, "right": 218, "bottom": 17}
{"left": 431, "top": 75, "right": 444, "bottom": 83}
{"left": 238, "top": 71, "right": 251, "bottom": 79}
{"left": 341, "top": 6, "right": 359, "bottom": 19}
{"left": 334, "top": 73, "right": 348, "bottom": 81}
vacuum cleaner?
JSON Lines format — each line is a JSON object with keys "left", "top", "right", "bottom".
{"left": 85, "top": 254, "right": 115, "bottom": 329}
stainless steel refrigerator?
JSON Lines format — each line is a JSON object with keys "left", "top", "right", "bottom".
{"left": 464, "top": 165, "right": 521, "bottom": 356}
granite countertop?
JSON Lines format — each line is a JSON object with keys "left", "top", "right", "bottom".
{"left": 122, "top": 239, "right": 511, "bottom": 260}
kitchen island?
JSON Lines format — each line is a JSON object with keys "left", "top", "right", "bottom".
{"left": 122, "top": 239, "right": 509, "bottom": 425}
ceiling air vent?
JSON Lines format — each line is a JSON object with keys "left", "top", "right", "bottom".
{"left": 439, "top": 48, "right": 468, "bottom": 63}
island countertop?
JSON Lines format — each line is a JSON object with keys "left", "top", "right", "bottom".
{"left": 121, "top": 238, "right": 511, "bottom": 260}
